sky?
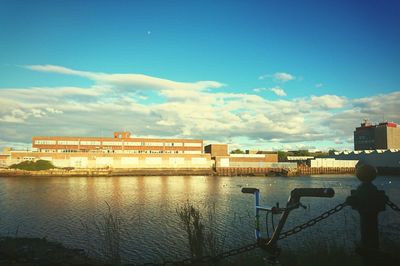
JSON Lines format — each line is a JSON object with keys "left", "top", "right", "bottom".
{"left": 0, "top": 0, "right": 400, "bottom": 152}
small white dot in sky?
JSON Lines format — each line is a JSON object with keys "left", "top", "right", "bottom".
{"left": 147, "top": 31, "right": 151, "bottom": 35}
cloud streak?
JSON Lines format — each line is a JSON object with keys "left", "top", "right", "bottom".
{"left": 259, "top": 72, "right": 295, "bottom": 82}
{"left": 24, "top": 64, "right": 225, "bottom": 91}
{"left": 273, "top": 72, "right": 295, "bottom": 82}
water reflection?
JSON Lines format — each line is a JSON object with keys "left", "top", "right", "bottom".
{"left": 0, "top": 175, "right": 398, "bottom": 263}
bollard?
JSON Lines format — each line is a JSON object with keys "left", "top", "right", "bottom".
{"left": 346, "top": 163, "right": 388, "bottom": 266}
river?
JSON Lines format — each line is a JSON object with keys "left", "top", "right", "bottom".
{"left": 0, "top": 175, "right": 399, "bottom": 263}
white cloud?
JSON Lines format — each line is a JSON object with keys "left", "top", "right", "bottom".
{"left": 269, "top": 87, "right": 287, "bottom": 96}
{"left": 258, "top": 72, "right": 295, "bottom": 82}
{"left": 315, "top": 83, "right": 323, "bottom": 88}
{"left": 156, "top": 120, "right": 176, "bottom": 126}
{"left": 253, "top": 88, "right": 268, "bottom": 93}
{"left": 1, "top": 65, "right": 399, "bottom": 152}
{"left": 311, "top": 95, "right": 347, "bottom": 109}
{"left": 273, "top": 72, "right": 295, "bottom": 82}
{"left": 0, "top": 109, "right": 29, "bottom": 123}
{"left": 45, "top": 107, "right": 63, "bottom": 114}
{"left": 24, "top": 64, "right": 224, "bottom": 91}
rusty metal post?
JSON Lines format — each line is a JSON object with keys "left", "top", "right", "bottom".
{"left": 346, "top": 163, "right": 387, "bottom": 266}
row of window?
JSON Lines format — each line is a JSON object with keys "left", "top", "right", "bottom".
{"left": 39, "top": 149, "right": 202, "bottom": 154}
{"left": 355, "top": 139, "right": 374, "bottom": 144}
{"left": 71, "top": 157, "right": 208, "bottom": 166}
{"left": 34, "top": 140, "right": 202, "bottom": 147}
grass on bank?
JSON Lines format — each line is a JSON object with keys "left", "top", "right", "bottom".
{"left": 175, "top": 201, "right": 400, "bottom": 266}
{"left": 9, "top": 160, "right": 55, "bottom": 171}
{"left": 176, "top": 200, "right": 226, "bottom": 262}
{"left": 0, "top": 237, "right": 97, "bottom": 265}
{"left": 80, "top": 201, "right": 123, "bottom": 266}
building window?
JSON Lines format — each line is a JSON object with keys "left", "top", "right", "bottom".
{"left": 102, "top": 141, "right": 123, "bottom": 146}
{"left": 58, "top": 140, "right": 79, "bottom": 145}
{"left": 80, "top": 141, "right": 101, "bottom": 145}
{"left": 124, "top": 141, "right": 141, "bottom": 146}
{"left": 35, "top": 140, "right": 56, "bottom": 145}
{"left": 184, "top": 142, "right": 202, "bottom": 147}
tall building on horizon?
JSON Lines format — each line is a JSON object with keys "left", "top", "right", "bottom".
{"left": 354, "top": 120, "right": 400, "bottom": 150}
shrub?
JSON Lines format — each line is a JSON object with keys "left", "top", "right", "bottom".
{"left": 9, "top": 160, "right": 55, "bottom": 171}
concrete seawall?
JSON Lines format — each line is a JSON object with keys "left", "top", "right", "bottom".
{"left": 297, "top": 166, "right": 355, "bottom": 175}
{"left": 0, "top": 168, "right": 213, "bottom": 177}
{"left": 0, "top": 166, "right": 359, "bottom": 177}
{"left": 215, "top": 167, "right": 356, "bottom": 176}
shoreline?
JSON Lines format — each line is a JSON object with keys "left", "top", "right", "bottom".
{"left": 0, "top": 168, "right": 213, "bottom": 177}
{"left": 1, "top": 167, "right": 399, "bottom": 177}
{"left": 0, "top": 167, "right": 358, "bottom": 177}
{"left": 0, "top": 236, "right": 99, "bottom": 265}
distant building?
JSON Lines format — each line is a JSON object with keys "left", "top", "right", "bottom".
{"left": 287, "top": 156, "right": 314, "bottom": 162}
{"left": 354, "top": 120, "right": 400, "bottom": 150}
{"left": 2, "top": 132, "right": 211, "bottom": 169}
{"left": 204, "top": 144, "right": 228, "bottom": 157}
{"left": 33, "top": 131, "right": 203, "bottom": 154}
{"left": 329, "top": 149, "right": 400, "bottom": 174}
{"left": 204, "top": 144, "right": 281, "bottom": 168}
{"left": 307, "top": 158, "right": 358, "bottom": 168}
{"left": 214, "top": 153, "right": 280, "bottom": 168}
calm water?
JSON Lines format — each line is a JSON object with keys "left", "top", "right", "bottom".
{"left": 0, "top": 175, "right": 399, "bottom": 263}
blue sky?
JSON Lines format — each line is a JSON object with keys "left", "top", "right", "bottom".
{"left": 1, "top": 0, "right": 400, "bottom": 151}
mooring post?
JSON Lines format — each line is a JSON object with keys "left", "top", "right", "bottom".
{"left": 346, "top": 163, "right": 387, "bottom": 266}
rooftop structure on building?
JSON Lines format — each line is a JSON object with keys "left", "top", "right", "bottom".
{"left": 204, "top": 144, "right": 228, "bottom": 158}
{"left": 354, "top": 120, "right": 400, "bottom": 150}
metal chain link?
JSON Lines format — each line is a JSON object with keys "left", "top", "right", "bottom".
{"left": 126, "top": 203, "right": 348, "bottom": 265}
{"left": 124, "top": 203, "right": 349, "bottom": 265}
{"left": 278, "top": 202, "right": 348, "bottom": 240}
{"left": 386, "top": 198, "right": 400, "bottom": 212}
{"left": 124, "top": 242, "right": 259, "bottom": 266}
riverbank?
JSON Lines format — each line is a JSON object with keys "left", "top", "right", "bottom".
{"left": 0, "top": 168, "right": 213, "bottom": 177}
{"left": 215, "top": 166, "right": 355, "bottom": 176}
{"left": 3, "top": 165, "right": 400, "bottom": 178}
{"left": 2, "top": 235, "right": 399, "bottom": 266}
{"left": 0, "top": 166, "right": 360, "bottom": 177}
{"left": 0, "top": 237, "right": 98, "bottom": 265}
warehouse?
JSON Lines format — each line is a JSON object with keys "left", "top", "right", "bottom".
{"left": 329, "top": 149, "right": 400, "bottom": 172}
{"left": 5, "top": 151, "right": 211, "bottom": 169}
{"left": 1, "top": 131, "right": 211, "bottom": 169}
{"left": 32, "top": 131, "right": 203, "bottom": 155}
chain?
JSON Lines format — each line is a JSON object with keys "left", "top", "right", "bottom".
{"left": 125, "top": 203, "right": 348, "bottom": 265}
{"left": 278, "top": 202, "right": 348, "bottom": 240}
{"left": 124, "top": 242, "right": 259, "bottom": 266}
{"left": 386, "top": 198, "right": 400, "bottom": 212}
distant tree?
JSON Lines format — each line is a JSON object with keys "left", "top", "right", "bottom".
{"left": 10, "top": 160, "right": 55, "bottom": 171}
{"left": 328, "top": 149, "right": 337, "bottom": 155}
{"left": 313, "top": 152, "right": 328, "bottom": 158}
{"left": 230, "top": 149, "right": 245, "bottom": 154}
{"left": 278, "top": 151, "right": 287, "bottom": 162}
{"left": 293, "top": 150, "right": 310, "bottom": 156}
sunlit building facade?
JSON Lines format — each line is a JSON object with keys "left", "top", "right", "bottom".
{"left": 354, "top": 121, "right": 400, "bottom": 150}
{"left": 32, "top": 131, "right": 203, "bottom": 155}
{"left": 3, "top": 132, "right": 211, "bottom": 169}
